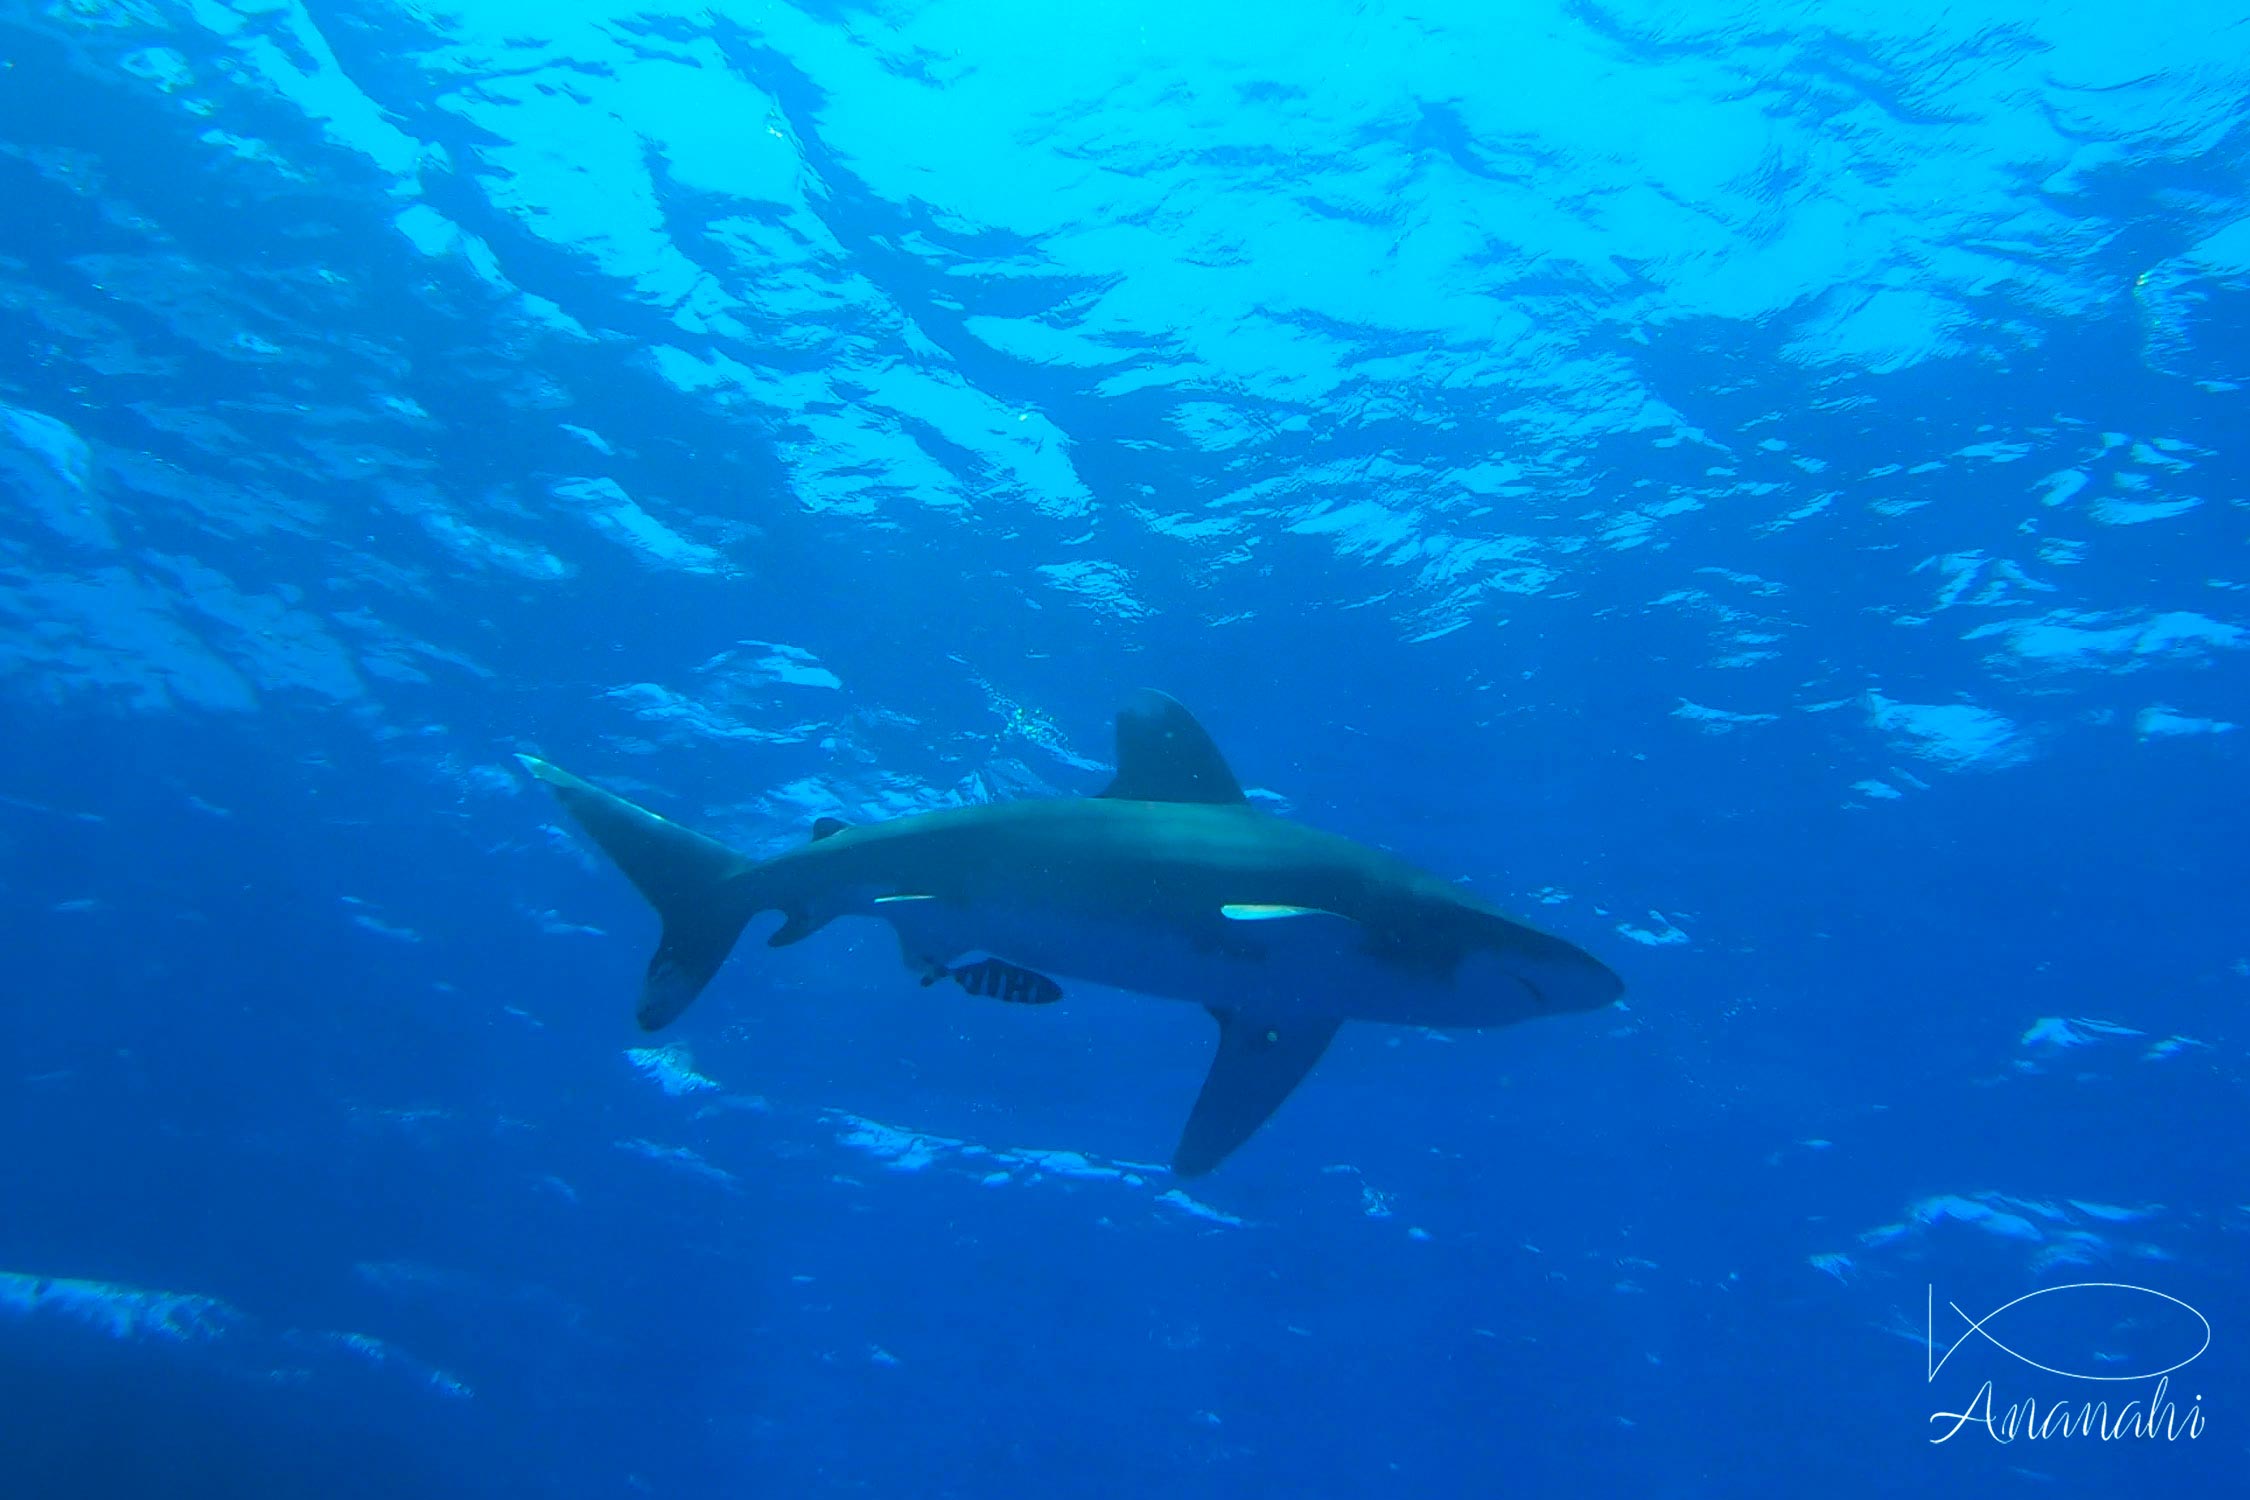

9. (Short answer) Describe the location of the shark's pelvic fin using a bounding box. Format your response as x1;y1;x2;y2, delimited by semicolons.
516;755;758;1031
1174;1008;1340;1176
1098;689;1247;805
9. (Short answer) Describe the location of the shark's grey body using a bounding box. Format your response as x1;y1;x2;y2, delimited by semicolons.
524;691;1622;1174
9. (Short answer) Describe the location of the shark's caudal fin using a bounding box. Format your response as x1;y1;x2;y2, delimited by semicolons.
1174;1010;1340;1176
518;755;762;1031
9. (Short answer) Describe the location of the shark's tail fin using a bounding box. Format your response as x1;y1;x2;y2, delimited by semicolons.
518;755;760;1031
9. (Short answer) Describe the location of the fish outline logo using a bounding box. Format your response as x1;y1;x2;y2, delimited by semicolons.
1927;1282;2211;1384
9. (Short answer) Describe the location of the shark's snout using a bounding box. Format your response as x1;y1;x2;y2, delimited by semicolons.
1529;948;1626;1014
1457;935;1624;1022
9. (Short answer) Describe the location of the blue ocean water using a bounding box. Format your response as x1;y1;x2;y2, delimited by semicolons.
3;0;2245;1494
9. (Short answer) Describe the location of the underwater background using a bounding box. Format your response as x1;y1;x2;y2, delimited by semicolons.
2;1;2244;1495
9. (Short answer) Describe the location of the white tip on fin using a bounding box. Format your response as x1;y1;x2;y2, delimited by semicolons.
875;893;939;904
1221;903;1335;922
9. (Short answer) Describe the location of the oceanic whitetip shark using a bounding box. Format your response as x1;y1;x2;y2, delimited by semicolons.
522;691;1623;1175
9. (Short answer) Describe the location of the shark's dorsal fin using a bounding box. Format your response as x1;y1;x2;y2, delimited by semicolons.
811;816;850;841
1098;690;1246;805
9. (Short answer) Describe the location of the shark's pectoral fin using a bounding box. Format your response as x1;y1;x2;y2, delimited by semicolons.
1174;1009;1340;1176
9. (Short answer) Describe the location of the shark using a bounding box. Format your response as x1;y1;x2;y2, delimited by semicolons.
521;690;1623;1175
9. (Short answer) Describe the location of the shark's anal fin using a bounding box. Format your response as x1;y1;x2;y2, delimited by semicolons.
1098;690;1247;804
767;910;829;948
945;957;1063;1006
1174;1009;1340;1176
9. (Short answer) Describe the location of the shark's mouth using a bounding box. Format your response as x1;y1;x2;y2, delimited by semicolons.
1454;946;1622;1022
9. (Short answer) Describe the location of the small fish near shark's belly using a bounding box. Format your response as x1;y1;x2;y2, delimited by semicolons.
864;898;1547;1030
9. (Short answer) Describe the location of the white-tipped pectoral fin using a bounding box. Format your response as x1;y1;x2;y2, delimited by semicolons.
1172;1009;1340;1176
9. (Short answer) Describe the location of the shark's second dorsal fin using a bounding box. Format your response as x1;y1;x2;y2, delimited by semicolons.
811;816;850;841
1097;690;1246;804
